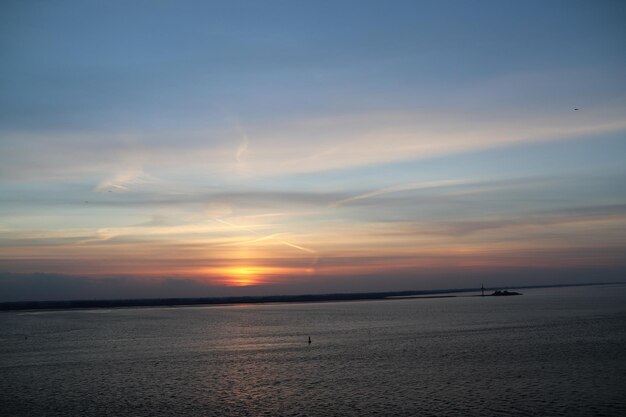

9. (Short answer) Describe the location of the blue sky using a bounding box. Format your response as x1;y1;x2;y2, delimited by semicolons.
1;0;625;301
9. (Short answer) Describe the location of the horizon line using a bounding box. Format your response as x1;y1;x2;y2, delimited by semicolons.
1;281;622;312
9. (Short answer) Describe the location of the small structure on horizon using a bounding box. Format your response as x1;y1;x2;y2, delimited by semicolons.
491;290;521;296
481;283;485;297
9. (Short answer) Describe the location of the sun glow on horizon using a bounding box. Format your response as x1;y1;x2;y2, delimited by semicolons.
224;266;262;286
208;265;299;286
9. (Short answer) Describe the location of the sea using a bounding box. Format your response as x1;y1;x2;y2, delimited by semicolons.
1;284;625;416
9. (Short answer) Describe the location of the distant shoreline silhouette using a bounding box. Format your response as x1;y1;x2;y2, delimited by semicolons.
0;282;617;312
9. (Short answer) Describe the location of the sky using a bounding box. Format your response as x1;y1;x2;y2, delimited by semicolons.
1;0;626;301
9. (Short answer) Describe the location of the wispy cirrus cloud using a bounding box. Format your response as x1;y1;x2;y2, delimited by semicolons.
213;217;316;255
2;97;625;183
95;169;156;192
330;179;471;207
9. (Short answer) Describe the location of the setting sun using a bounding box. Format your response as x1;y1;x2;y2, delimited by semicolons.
225;266;262;286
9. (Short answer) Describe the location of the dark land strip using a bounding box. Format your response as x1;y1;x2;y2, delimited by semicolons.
0;282;620;312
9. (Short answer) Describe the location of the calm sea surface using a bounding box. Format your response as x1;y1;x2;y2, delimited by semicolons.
1;284;625;416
